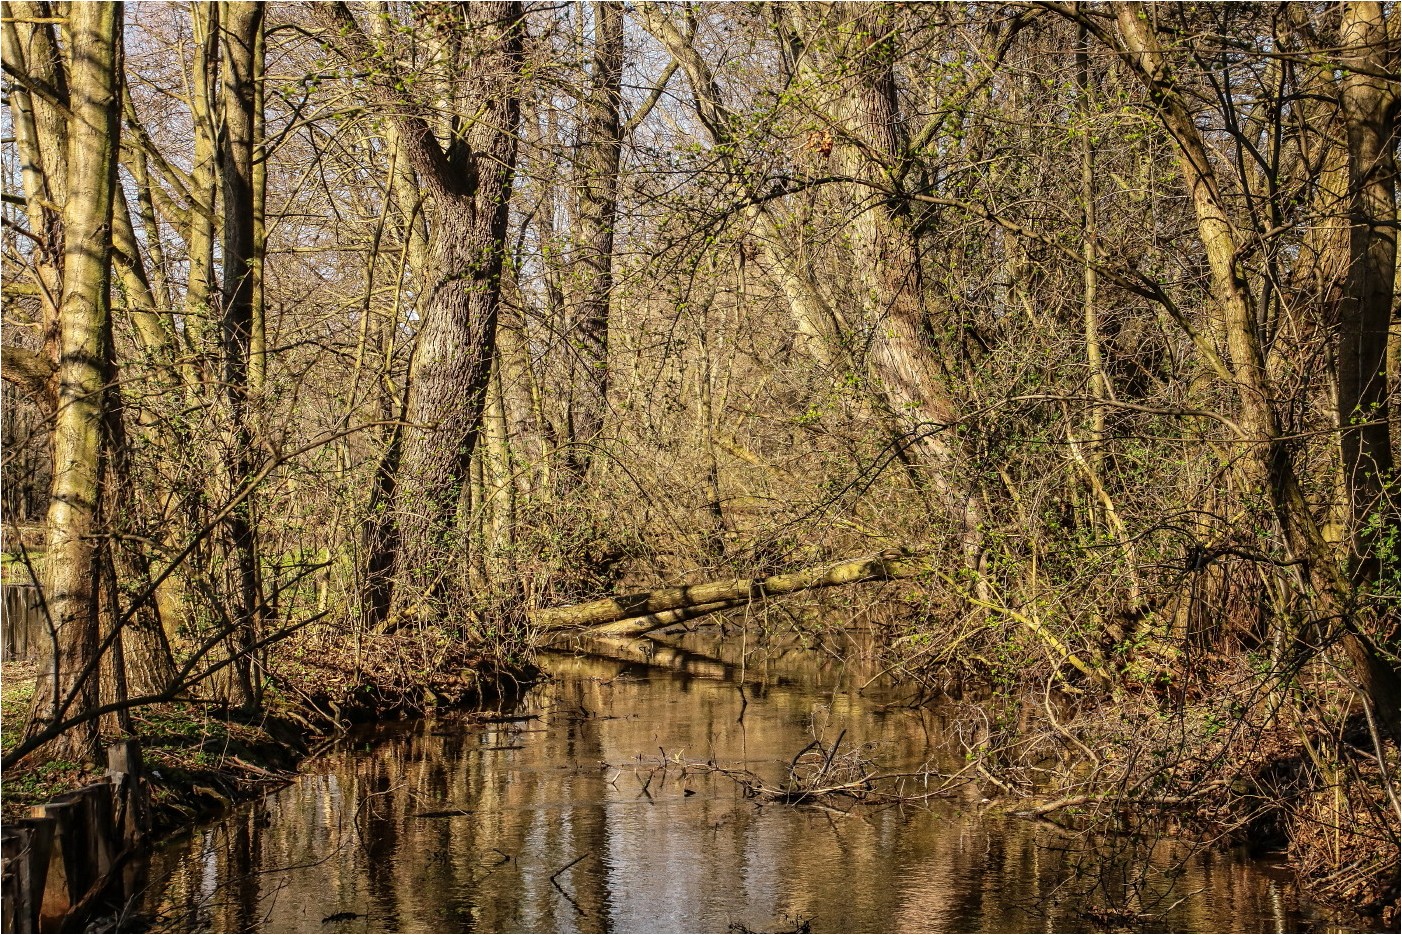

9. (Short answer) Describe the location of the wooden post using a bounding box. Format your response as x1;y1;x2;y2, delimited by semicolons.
2;819;53;933
28;800;84;931
107;738;149;846
30;784;122;931
73;783;116;880
2;849;17;933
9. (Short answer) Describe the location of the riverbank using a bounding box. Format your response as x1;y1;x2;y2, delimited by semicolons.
1;643;540;916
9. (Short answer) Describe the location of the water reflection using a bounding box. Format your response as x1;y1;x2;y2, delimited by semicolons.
138;632;1327;933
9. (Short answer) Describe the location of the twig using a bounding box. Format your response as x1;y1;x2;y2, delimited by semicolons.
549;852;592;916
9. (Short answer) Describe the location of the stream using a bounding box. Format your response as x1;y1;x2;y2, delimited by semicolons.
135;630;1332;933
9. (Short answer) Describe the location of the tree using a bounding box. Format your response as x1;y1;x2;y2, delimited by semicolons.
1336;0;1398;589
24;0;125;763
313;2;526;626
216;0;266;707
563;1;624;475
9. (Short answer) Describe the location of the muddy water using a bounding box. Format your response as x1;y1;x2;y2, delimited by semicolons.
137;632;1327;933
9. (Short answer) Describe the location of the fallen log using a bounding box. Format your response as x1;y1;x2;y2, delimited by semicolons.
585;599;749;639
531;550;1112;688
530;551;930;631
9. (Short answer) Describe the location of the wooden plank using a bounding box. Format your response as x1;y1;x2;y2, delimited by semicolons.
75;783;115;881
106;739;149;845
5;818;54;933
2;858;18;932
28;800;82;932
0;824;53;935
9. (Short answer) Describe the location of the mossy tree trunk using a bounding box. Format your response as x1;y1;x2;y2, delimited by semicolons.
27;1;124;764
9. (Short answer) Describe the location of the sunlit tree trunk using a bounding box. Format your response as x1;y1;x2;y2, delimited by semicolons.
1110;2;1399;732
1336;1;1398;589
217;0;265;707
314;2;524;626
564;1;624;474
827;5;986;567
27;1;124;763
0;0;68;415
184;2;220;369
634;3;849;369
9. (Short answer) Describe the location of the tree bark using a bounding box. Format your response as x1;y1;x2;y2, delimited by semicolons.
1336;1;1398;588
826;5;986;565
101;377;178;699
27;0;123;764
564;1;624;473
217;0;265;708
183;2;220;370
1;0;69;406
313;2;525;625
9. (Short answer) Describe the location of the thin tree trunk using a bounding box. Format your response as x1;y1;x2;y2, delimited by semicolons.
1073;21;1140;605
695;322;727;558
565;1;624;474
1078;22;1109;520
483;359;517;570
184;2;220;369
249;17;268;395
1;1;69;403
496;298;550;495
217;0;265;708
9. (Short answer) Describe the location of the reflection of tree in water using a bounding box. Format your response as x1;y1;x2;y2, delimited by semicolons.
138;639;1315;932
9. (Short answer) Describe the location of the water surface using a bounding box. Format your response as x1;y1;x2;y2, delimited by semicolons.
137;631;1329;933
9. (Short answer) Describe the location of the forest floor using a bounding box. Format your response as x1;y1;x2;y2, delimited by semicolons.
1;660;36;751
1;667;307;835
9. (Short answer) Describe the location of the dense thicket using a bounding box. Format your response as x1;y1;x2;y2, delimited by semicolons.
2;0;1397;919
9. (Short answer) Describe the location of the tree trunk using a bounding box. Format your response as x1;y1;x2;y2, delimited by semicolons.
313;2;525;625
1;0;69;410
184;2;220;368
565;1;624;474
531;552;930;630
217;0;265;708
828;5;985;565
1336;1;1398;588
101;378;178;698
1110;2;1399;733
634;3;849;368
27;0;123;765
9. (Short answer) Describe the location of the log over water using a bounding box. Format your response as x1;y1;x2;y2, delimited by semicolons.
530;551;930;633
